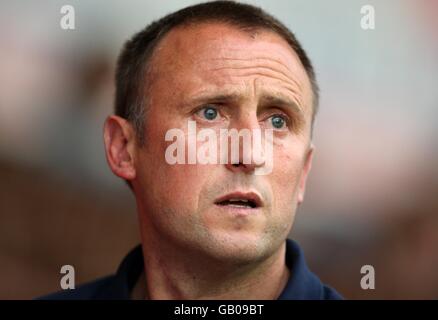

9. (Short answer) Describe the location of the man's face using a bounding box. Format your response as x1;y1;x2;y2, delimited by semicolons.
133;23;314;262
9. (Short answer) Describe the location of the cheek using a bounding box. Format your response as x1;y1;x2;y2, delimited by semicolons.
271;140;306;200
164;167;201;210
139;137;215;215
141;113;210;208
141;160;206;212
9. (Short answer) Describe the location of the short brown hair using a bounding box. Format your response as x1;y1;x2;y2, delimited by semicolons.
115;0;319;144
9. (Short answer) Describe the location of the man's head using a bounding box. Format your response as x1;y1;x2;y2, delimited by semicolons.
104;1;317;263
114;0;319;144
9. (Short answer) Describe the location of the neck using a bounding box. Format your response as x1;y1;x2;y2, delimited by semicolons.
135;229;290;300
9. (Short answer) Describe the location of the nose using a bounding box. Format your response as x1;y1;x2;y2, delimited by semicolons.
224;112;266;174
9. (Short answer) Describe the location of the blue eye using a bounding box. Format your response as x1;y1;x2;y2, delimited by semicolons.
270;115;286;129
201;106;218;120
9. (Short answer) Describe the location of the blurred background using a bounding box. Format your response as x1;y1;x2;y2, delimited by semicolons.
0;0;437;299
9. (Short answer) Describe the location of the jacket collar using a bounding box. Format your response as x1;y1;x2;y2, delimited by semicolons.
98;239;329;299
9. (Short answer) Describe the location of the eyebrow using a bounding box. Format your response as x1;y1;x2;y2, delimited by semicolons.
258;94;304;117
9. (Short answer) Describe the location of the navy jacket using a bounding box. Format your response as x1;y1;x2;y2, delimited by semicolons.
40;239;342;300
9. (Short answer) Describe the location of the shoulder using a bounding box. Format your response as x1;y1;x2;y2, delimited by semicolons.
322;284;343;300
37;245;144;300
279;239;344;300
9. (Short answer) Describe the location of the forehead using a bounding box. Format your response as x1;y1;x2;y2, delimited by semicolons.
148;22;313;110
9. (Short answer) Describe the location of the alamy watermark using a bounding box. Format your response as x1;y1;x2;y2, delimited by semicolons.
360;5;375;30
165;120;274;175
360;264;375;290
60;5;75;30
60;265;75;290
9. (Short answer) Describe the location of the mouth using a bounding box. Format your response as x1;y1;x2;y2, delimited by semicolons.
214;191;263;209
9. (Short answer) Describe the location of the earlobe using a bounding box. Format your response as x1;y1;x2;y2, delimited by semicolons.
103;115;137;181
297;144;315;205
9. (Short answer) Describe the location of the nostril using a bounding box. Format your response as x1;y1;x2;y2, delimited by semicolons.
232;161;245;167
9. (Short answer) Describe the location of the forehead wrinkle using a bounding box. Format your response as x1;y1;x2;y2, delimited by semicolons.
186;91;243;106
203;70;305;112
201;59;308;110
209;64;304;99
154;26;313;110
278;83;305;112
218;70;304;109
208;56;304;91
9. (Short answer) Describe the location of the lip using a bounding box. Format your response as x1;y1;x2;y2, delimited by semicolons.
214;191;264;209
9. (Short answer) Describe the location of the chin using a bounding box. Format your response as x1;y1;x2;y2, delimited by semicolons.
201;231;277;264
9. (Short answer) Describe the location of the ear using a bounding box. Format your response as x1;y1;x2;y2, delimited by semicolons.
103;115;137;181
297;143;315;205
